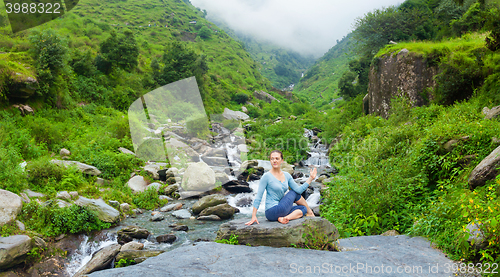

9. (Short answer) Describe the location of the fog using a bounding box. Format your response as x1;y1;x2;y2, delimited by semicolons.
190;0;403;58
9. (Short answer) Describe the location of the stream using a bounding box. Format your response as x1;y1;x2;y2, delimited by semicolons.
65;127;333;276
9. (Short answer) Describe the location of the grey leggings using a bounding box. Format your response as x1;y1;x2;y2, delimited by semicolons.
265;190;307;221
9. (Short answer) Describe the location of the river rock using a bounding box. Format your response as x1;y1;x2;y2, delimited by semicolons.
160;203;182;212
171;209;191;219
115;250;164;264
150;213;165;222
215;172;230;184
0;190;23;227
180;162;216;192
170;225;188;232
191;194;227;214
0;235;32;270
75;197;120;223
23;189;45;198
108;200;120;209
164;184;179;196
120;203;130;213
280;161;294;175
117;226;150;245
73;243;121;277
50;159;102;175
468;145;500;189
146;182;162;192
222;180;252;193
121;241;144;251
156;234;176;244
216;217;339;248
69;191;79;199
196;215;221;221
235;197;253;207
199;203;238;220
56;199;71;208
222;107;249;120
118;147;136;156
60;148;71;157
201;156;229;166
143;162;165;180
127;176;148;193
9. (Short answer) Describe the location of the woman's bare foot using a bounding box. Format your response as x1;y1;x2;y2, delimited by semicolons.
306;211;316;217
278;216;289;224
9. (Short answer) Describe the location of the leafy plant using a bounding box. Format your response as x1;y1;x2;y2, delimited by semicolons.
115;258;137;268
295;223;339;251
215;234;239;245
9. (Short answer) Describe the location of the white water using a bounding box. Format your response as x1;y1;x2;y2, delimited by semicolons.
65;233;118;277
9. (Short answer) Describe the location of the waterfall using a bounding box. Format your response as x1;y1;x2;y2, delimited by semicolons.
65;233;117;277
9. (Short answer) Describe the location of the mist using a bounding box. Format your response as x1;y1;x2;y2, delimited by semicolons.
190;0;403;58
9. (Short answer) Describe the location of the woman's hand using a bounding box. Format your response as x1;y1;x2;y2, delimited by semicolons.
309;166;317;180
245;216;259;225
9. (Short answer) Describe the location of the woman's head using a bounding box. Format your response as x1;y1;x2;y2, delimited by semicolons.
269;150;283;169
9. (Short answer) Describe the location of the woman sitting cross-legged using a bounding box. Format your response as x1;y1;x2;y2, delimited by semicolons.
245;149;317;225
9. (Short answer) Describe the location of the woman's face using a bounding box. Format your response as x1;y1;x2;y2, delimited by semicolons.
270;152;283;169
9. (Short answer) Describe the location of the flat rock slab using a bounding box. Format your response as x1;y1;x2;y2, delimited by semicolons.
216;217;338;248
88;236;455;277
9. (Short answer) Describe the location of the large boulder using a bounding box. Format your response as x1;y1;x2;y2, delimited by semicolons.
73;243;121;277
216;217;339;248
222;180;252;193
468;145;500;189
253;90;279;104
127;176;148;193
0;235;32;270
115;250;164;264
191;194;227;214
199;203;238;220
50;159;102;175
117;226;150;245
75;197;120;223
180;162;216;192
0;190;23;227
222;107;249;121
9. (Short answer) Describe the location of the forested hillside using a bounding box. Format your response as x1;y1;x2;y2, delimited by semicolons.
205;15;315;91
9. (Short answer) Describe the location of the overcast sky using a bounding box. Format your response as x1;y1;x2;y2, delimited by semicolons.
190;0;403;58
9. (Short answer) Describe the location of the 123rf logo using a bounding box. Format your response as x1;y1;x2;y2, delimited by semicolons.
2;0;79;33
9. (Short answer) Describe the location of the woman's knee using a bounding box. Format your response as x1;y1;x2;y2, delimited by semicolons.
298;206;307;216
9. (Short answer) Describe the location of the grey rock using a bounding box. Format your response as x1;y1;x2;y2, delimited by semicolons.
69;191;79;199
160;203;182;212
216;217;338;248
215;172;230;184
466;223;487;249
50;159;102;175
150;213;165;222
115;250;163;263
56;199;71;208
0;189;23;227
127;176;148;193
121;241;144;251
171;209;191;219
484;105;500;120
56;191;71;201
381;230;400;236
60;148;71;157
87;236;455;277
191;194;227;214
164;184;180;196
73;243;121;277
156;234;176;244
19;193;30;204
15;220;25;231
75;197;120;223
199;203;237;220
108;200;120;209
222;107;249;120
146;182;162;192
117;226;150;245
443;139;459;152
253;90;279;104
118;147;136;156
196;215;221;221
180;162;216;192
120;203;130;213
0;235;32;270
468;145;500;189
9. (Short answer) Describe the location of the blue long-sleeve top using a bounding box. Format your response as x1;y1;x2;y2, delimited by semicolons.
252;171;310;211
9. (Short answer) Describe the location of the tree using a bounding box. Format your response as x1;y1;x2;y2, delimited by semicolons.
96;30;139;74
338;71;358;100
198;26;212;40
29;29;69;85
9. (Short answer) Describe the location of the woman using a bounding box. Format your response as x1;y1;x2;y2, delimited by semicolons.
245;150;317;225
